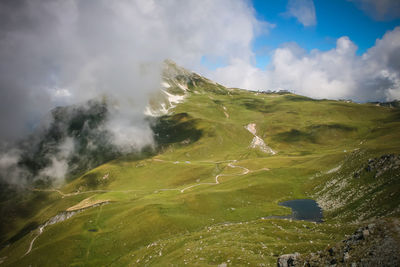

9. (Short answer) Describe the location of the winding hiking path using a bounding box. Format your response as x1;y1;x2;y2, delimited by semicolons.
31;188;144;198
26;159;269;256
24;226;45;256
32;159;269;196
179;162;249;192
148;159;269;192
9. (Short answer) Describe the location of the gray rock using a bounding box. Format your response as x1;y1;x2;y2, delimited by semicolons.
344;252;350;261
362;229;369;238
368;223;375;233
364;154;400;178
277;253;299;267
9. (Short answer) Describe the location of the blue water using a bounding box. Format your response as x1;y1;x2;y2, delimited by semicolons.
265;199;323;223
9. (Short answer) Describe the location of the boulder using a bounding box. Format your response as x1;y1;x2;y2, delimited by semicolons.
277;253;299;267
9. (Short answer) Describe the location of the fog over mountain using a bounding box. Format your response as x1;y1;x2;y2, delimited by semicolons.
0;0;399;186
0;0;263;184
0;0;261;143
1;0;399;144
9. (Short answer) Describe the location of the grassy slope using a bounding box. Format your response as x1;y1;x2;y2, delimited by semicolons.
1;83;400;266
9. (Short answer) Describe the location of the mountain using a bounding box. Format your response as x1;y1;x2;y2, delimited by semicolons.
0;61;399;266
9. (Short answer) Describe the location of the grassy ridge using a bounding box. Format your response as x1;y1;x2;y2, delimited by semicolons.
1;81;399;266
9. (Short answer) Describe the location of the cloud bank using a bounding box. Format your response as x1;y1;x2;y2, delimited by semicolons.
210;26;400;102
0;0;262;184
0;0;262;144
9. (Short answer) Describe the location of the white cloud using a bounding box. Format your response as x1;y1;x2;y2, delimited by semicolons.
0;0;265;185
39;137;75;185
210;27;400;102
284;0;317;27
349;0;400;21
0;149;29;186
0;0;263;144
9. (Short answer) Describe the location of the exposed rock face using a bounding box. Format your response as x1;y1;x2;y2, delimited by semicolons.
315;151;400;222
245;123;276;155
353;154;400;179
146;59;229;117
277;253;299;267
365;154;400;178
280;219;400;266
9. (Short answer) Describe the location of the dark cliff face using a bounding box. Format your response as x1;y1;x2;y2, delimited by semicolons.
1;60;208;186
5;99;119;184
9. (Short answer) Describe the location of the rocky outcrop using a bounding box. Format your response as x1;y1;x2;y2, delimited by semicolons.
354;154;400;179
279;219;400;266
365;154;400;178
277;253;300;267
315;151;400;222
245;123;276;155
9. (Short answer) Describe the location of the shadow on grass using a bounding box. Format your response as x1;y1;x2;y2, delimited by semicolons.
231;97;275;113
151;112;203;147
274;129;316;143
0;188;48;247
309;123;357;132
111;113;203;164
274;123;357;144
1;221;39;249
381;109;400;123
284;95;319;102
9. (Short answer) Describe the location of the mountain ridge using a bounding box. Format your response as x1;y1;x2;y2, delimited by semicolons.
0;61;399;266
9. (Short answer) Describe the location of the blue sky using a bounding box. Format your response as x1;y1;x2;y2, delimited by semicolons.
202;0;400;102
252;0;400;68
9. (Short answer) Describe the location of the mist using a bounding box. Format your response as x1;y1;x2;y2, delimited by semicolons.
0;0;261;185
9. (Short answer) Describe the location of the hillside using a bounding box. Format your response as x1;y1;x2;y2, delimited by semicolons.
0;61;399;266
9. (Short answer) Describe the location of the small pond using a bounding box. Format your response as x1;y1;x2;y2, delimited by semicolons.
265;199;323;223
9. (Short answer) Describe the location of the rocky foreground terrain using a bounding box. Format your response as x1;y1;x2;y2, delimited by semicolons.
278;218;400;266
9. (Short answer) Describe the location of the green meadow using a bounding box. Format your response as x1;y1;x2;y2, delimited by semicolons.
1;74;400;266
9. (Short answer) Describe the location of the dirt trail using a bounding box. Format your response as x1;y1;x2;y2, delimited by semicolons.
32;188;143;198
24;225;45;255
25;159;270;256
67;197;110;211
32;159;269;197
179;161;269;193
179;162;248;192
24;211;80;256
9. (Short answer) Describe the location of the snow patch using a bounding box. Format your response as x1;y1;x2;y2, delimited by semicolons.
144;89;186;117
163;89;185;104
245;123;276;155
177;82;188;91
161;82;171;88
245;123;257;135
144;104;168;117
